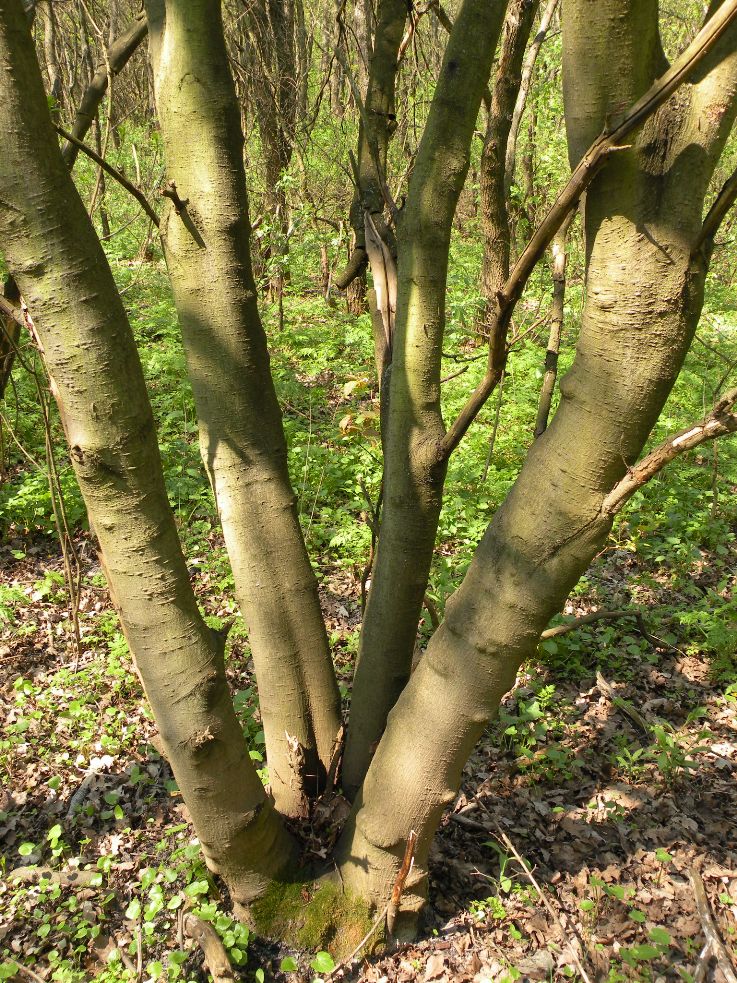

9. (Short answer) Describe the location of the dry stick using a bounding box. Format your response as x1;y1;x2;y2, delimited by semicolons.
541;608;655;643
387;829;418;935
602;387;737;515
694;163;737;254
183;914;237;983
490;824;594;983
55;125;159;227
439;0;737;462
689;867;737;983
595;670;651;737
16;966;46;983
326;830;418;979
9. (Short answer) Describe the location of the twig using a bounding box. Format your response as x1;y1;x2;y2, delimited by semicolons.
183;913;236;982
602;387;737;515
54;125;159;228
440;0;737;460
326;901;390;979
387;830;418;935
595;670;651;737
689;866;737;983
491;824;594;983
541;608;658;647
16;966;47;983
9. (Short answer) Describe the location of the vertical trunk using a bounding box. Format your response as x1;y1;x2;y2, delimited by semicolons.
342;0;510;796
337;0;737;926
534;212;572;436
0;0;295;904
479;0;540;329
38;0;61;108
334;0;406;298
145;0;341;818
505;0;559;193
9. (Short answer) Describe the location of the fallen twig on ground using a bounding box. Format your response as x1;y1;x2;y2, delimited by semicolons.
689;866;737;983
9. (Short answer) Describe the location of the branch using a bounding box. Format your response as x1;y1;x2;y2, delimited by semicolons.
439;0;737;461
183;914;236;983
694;164;737;254
601;387;737;515
689;867;737;983
62;11;148;167
55;125;160;227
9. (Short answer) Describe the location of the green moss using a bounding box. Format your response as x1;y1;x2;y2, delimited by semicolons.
250;877;378;959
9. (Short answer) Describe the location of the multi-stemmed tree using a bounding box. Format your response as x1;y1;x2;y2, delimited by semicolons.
2;0;737;944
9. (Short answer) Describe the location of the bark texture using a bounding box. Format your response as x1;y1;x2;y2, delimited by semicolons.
337;0;737;924
0;0;295;904
145;0;341;817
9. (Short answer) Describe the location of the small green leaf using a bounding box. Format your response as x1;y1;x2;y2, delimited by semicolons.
125;898;142;920
628;908;646;923
255;970;265;983
649;927;671;946
280;957;298;972
310;951;335;974
47;824;62;841
18;842;35;857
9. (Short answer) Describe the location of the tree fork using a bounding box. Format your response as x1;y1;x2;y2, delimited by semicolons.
337;0;737;924
342;0;510;797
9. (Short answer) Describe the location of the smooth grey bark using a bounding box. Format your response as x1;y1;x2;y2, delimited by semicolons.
337;0;737;926
145;0;341;818
0;0;295;905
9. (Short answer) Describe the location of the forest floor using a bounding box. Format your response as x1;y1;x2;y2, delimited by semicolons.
1;525;736;983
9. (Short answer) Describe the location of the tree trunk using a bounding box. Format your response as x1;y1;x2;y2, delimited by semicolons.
337;0;737;928
145;0;341;818
505;0;559;193
342;0;510;796
479;0;540;330
0;0;295;906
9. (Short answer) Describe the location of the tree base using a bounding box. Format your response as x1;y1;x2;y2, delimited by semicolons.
248;877;380;960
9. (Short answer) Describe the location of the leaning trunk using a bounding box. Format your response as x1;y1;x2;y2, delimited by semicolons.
145;0;341;818
337;0;737;929
0;0;295;905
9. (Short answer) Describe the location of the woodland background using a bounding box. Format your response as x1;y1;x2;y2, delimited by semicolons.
1;1;737;981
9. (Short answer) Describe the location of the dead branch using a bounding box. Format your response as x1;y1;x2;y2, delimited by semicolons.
595;671;651;737
602;387;737;515
55;125;159;227
183;913;237;983
689;866;737;983
387;829;418;935
440;0;737;460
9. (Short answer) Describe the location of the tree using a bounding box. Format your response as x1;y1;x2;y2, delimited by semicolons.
2;0;737;947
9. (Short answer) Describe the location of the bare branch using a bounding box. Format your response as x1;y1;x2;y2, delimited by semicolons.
55;125;160;227
439;0;737;461
602;387;737;515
